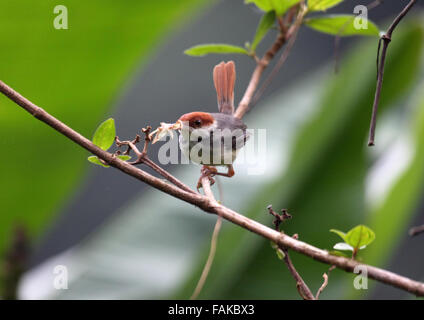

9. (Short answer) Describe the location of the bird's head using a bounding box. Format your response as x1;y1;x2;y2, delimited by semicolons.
178;112;215;131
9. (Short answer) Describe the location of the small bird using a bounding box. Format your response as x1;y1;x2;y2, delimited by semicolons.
177;61;249;189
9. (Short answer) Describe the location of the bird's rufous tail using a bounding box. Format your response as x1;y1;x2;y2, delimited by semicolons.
213;61;236;115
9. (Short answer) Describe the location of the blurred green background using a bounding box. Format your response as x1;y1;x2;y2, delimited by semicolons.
0;0;423;300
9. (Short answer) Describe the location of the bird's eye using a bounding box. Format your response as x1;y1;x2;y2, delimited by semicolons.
194;119;202;126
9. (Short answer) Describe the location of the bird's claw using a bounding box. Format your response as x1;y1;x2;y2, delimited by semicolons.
197;166;217;191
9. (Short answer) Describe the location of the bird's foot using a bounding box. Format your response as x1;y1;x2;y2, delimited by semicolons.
197;166;217;191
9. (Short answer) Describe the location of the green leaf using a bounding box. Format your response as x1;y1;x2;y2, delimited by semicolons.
184;44;249;57
118;155;131;161
88;156;109;168
251;11;276;52
276;248;285;260
272;0;302;16
245;0;273;12
88;154;131;168
330;229;347;242
305;15;380;36
246;0;301;16
329;250;350;257
271;241;285;259
92;118;116;151
345;225;375;249
308;0;344;11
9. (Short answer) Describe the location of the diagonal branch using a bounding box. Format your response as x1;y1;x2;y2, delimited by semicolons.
409;224;424;237
368;0;417;146
234;3;306;119
268;205;314;300
2;78;424;297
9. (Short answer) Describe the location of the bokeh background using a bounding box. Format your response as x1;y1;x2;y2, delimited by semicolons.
1;0;424;299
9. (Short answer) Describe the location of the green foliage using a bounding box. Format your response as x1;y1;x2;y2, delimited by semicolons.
330;225;376;252
346;225;375;249
88;118;134;167
92;118;116;151
184;44;249;57
308;0;344;11
245;0;301;16
251;11;276;52
189;1;379;59
0;0;209;271
305;15;380;36
88;155;131;168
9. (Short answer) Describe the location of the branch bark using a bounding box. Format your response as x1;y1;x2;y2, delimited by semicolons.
409;224;424;237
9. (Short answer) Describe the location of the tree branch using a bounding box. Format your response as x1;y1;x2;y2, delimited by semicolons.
251;5;306;107
115;131;195;194
190;176;223;300
267;205;314;300
233;3;306;119
368;0;417;146
2;76;424;297
409;224;424;237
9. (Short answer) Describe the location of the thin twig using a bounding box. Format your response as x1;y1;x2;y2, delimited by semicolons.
233;3;306;119
409;224;424;237
115;130;195;194
368;0;417;146
315;273;329;300
2;74;424;296
190;176;223;299
282;247;315;300
251;5;306;107
267;205;314;300
315;265;335;299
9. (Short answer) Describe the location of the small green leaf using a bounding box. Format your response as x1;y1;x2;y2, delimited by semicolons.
92;118;116;151
305;15;380;37
88;156;109;168
308;0;344;11
246;0;301;16
118;155;131;161
333;242;354;251
273;0;301;16
330;229;347;242
251;11;276;52
245;0;273;12
329;250;350;257
276;248;285;260
88;155;131;168
345;225;376;249
184;44;249;57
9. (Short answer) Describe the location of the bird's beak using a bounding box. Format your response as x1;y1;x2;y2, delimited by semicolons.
150;120;182;144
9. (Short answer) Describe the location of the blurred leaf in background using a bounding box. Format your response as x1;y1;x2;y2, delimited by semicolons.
0;0;209;295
